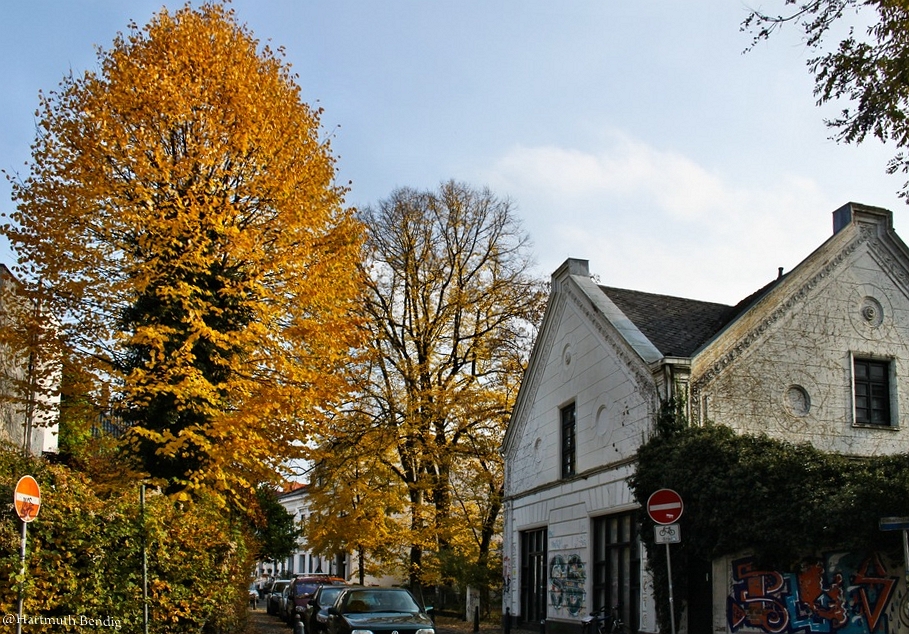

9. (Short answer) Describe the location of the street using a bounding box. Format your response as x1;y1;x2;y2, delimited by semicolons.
244;609;501;634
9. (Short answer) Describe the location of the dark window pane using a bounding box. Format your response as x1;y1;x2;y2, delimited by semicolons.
592;512;639;632
854;358;891;425
520;528;547;624
561;403;576;478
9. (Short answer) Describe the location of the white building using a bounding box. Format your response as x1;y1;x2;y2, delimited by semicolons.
0;264;59;455
268;483;351;579
266;482;405;588
502;203;909;634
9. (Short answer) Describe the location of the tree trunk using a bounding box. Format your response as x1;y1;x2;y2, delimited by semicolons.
358;545;366;586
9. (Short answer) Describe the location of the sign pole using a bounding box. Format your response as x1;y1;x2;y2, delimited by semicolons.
16;519;26;634
665;542;676;634
13;475;41;634
648;490;684;634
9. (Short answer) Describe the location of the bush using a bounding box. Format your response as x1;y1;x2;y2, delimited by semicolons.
629;422;909;633
0;446;255;633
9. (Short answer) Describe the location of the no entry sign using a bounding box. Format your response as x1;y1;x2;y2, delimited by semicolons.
647;488;683;525
14;475;41;522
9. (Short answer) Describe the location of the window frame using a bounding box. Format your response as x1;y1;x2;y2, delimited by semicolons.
560;402;576;478
519;527;548;625
591;511;640;632
852;355;896;428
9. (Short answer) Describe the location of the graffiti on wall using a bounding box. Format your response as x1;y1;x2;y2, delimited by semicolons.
727;553;898;634
550;554;586;616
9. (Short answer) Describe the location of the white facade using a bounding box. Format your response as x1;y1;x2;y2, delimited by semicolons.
267;485;351;580
502;259;666;634
269;484;398;586
691;205;909;455
0;264;59;455
502;203;909;634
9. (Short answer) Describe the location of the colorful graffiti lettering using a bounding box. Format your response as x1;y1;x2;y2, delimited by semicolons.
727;553;897;634
550;554;586;616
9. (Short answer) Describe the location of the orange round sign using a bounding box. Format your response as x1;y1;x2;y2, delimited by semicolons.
14;475;40;522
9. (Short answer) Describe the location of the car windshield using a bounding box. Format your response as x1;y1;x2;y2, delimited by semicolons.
318;587;344;605
344;590;420;613
295;582;319;595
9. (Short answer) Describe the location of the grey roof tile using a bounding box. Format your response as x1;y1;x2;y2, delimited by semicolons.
599;277;783;357
598;287;729;357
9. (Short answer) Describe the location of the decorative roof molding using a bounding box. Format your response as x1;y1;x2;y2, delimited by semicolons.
564;280;659;408
865;229;909;296
690;228;869;423
504;273;663;457
502;296;565;457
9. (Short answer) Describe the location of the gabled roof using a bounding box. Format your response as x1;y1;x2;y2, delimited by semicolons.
600;276;784;358
600;287;734;357
278;481;307;498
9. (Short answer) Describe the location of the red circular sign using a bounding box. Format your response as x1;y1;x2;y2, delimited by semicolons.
647;488;683;525
14;475;41;522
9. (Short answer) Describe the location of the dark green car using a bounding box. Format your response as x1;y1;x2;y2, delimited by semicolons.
326;587;434;634
303;585;349;634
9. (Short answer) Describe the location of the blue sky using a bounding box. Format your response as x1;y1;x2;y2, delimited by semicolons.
1;2;902;303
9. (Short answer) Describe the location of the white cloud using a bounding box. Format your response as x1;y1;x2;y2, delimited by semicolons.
481;131;839;304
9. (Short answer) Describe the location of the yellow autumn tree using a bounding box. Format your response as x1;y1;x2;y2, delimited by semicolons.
311;181;545;594
305;411;408;584
3;3;363;505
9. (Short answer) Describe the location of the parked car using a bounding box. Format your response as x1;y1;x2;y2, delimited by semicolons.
267;579;292;616
303;585;350;634
326;587;435;634
280;583;296;623
284;575;346;625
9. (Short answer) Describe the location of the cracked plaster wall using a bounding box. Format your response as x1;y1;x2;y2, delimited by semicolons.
693;239;909;456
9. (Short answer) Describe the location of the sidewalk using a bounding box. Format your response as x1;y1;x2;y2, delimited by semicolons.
433;615;502;634
244;608;293;634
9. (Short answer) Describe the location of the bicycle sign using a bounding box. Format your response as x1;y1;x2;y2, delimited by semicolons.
648;489;683;634
655;523;681;544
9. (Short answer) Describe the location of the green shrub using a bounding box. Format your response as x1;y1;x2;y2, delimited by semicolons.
629;422;909;633
0;446;255;633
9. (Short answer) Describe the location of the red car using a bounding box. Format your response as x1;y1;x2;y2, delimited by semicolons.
284;575;346;625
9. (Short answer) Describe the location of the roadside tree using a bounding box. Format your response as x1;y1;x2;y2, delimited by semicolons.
305;413;407;585
3;3;363;504
309;181;544;592
253;484;303;566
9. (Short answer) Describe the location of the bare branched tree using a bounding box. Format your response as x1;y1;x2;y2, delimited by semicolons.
308;181;545;592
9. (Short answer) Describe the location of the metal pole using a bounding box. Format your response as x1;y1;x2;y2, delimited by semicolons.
665;542;676;634
142;484;149;634
16;519;26;634
903;529;909;584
